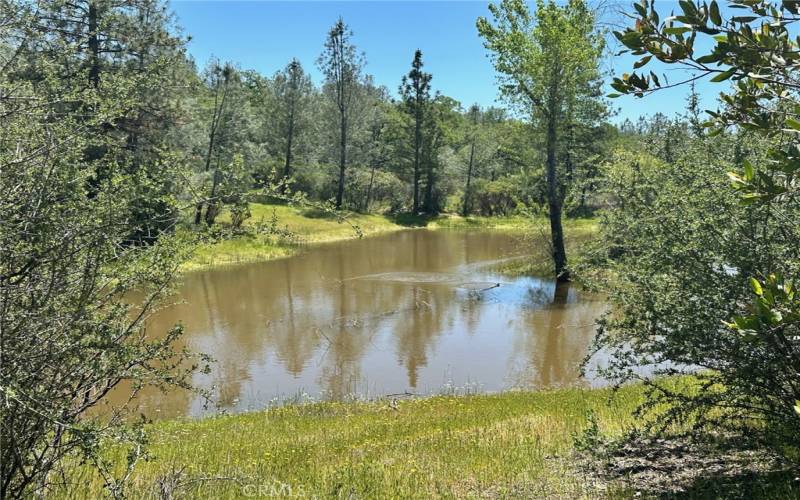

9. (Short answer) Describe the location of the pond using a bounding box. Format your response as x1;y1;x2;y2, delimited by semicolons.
119;229;606;419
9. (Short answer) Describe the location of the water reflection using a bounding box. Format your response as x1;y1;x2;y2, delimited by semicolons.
114;230;605;418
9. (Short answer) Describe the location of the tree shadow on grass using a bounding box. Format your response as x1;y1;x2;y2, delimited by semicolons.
580;433;799;499
387;212;437;227
669;469;798;499
299;208;340;219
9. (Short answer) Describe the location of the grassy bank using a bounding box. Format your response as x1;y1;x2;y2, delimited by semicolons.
183;203;404;271
65;385;643;499
63;382;799;498
183;202;598;272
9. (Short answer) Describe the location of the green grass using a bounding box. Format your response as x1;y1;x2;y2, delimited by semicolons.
182;202;599;273
182;203;404;271
59;380;797;498
63;385;645;499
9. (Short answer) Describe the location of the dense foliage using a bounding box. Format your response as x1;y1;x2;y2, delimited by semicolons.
0;1;202;496
593;0;800;456
0;1;615;495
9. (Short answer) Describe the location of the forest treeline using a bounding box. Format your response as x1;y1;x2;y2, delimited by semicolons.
3;0;800;496
2;0;622;241
181;23;615;224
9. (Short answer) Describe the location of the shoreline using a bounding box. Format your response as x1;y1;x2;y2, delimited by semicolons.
179;202;598;273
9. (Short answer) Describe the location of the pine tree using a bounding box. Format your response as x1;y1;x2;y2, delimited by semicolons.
400;50;432;214
318;18;365;209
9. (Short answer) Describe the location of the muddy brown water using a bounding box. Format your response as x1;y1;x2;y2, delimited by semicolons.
113;229;607;419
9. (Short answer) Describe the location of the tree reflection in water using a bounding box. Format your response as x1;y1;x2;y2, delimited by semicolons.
107;230;605;418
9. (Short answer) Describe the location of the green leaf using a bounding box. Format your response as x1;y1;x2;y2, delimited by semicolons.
785;118;800;131
696;53;719;64
710;68;736;82
794;401;800;416
634;56;652;69
727;171;744;184
743;160;755;181
750;277;763;296
710;1;722;25
650;72;661;86
665;26;693;35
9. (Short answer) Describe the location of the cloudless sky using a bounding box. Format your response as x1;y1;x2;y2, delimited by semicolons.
170;1;721;123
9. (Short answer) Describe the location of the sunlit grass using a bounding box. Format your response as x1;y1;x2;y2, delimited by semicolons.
181;203;404;271
61;385;644;499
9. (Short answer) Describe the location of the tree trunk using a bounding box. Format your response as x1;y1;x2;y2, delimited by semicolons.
546;113;569;282
335;112;346;209
365;163;376;212
196;76;226;224
205;159;221;226
281;102;295;194
552;281;570;305
578;183;587;213
462;141;475;217
412;111;421;214
195;134;216;224
424;155;434;213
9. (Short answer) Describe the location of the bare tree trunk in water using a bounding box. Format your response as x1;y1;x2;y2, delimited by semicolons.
552;281;569;305
546;111;569;282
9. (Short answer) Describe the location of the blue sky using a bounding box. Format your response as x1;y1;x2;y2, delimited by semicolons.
170;1;721;123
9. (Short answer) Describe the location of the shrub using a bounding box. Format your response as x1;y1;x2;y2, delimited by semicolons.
589;139;800;451
601;0;800;457
471;176;524;216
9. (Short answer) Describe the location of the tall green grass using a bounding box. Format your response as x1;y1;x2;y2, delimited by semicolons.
61;386;643;499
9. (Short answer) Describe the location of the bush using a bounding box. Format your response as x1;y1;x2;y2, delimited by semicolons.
589;140;800;451
344;168;409;213
601;0;800;458
470;175;524;216
290;162;336;201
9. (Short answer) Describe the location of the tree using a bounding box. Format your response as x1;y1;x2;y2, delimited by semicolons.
194;60;233;225
602;0;800;454
478;0;605;282
355;84;392;212
0;2;199;496
193;60;251;226
18;0;191;244
318;18;365;209
400;49;432;214
462;105;482;216
272;59;313;192
421;94;458;214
